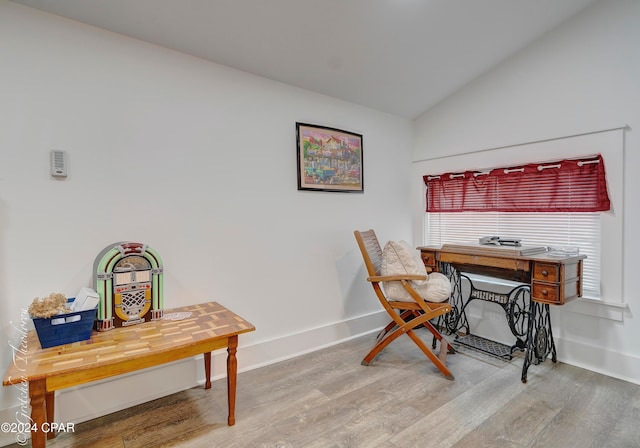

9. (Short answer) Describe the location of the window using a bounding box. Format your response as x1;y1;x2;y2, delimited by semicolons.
425;211;601;298
412;128;624;305
423;154;609;299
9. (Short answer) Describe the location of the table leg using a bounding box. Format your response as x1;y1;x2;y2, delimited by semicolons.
521;303;536;383
204;352;212;389
46;391;55;439
548;304;558;363
521;302;556;383
227;335;238;426
444;266;470;335
28;379;47;448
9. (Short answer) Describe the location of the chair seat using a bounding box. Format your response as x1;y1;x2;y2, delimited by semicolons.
388;301;451;312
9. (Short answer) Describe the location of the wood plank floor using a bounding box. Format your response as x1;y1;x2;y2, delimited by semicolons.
7;330;640;448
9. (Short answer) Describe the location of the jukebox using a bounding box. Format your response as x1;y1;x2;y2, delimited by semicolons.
93;242;164;331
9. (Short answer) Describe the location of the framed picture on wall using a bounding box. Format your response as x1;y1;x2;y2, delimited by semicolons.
296;122;364;193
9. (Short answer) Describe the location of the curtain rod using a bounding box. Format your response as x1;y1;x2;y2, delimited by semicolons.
412;125;629;164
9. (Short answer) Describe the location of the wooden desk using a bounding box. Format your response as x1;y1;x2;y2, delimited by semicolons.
3;302;255;448
418;245;585;382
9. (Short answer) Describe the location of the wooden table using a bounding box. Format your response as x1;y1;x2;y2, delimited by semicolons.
419;244;585;382
420;244;585;306
3;302;255;448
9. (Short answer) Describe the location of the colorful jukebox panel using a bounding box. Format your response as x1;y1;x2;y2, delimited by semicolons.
94;242;164;331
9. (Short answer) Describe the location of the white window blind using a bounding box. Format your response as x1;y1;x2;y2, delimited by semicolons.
424;211;601;298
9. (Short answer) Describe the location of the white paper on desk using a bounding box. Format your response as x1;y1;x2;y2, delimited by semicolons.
72;287;99;311
80;296;99;311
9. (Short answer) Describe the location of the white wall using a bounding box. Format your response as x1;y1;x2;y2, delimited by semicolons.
0;2;413;440
2;0;639;443
413;0;640;383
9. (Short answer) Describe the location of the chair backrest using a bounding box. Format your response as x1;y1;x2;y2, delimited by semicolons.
355;229;430;307
354;229;383;277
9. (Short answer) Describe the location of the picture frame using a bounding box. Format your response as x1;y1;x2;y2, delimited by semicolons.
296;122;364;193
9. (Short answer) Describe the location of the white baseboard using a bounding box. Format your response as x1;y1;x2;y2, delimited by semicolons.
2;308;638;447
0;310;388;447
466;309;640;386
555;337;640;386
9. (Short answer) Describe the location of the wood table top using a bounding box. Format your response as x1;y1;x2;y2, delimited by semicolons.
3;301;255;386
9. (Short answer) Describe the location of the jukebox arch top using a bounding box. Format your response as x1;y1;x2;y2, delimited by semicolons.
94;242;164;331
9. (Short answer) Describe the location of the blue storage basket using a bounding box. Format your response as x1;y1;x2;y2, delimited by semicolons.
32;299;97;349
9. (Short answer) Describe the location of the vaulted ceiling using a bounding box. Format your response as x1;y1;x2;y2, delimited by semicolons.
11;0;597;118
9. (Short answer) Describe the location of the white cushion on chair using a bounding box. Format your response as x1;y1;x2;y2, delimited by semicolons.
381;240;451;303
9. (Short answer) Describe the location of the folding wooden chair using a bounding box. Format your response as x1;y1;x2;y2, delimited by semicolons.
354;229;455;380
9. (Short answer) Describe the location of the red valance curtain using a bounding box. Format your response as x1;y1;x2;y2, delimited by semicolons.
424;154;611;213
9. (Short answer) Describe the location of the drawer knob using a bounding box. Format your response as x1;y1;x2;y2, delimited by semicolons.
541;289;548;296
541;270;548;276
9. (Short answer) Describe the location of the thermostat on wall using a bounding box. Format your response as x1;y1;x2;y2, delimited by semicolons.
50;150;67;178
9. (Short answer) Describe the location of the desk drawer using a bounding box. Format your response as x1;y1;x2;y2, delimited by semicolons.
532;283;560;304
420;250;438;272
533;262;560;282
532;280;578;305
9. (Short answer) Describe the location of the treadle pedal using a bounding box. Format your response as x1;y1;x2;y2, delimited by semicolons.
455;334;513;360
